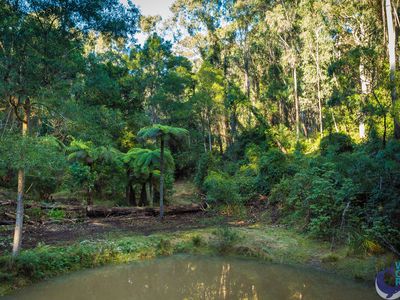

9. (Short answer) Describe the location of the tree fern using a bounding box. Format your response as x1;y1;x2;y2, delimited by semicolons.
137;124;188;218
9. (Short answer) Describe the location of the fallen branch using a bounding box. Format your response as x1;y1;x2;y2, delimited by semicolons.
0;220;14;225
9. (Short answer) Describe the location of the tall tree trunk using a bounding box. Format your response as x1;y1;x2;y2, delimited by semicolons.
244;52;252;126
315;33;323;137
12;98;30;257
159;136;165;219
201;118;207;153
331;110;339;133
229;104;237;144
207;116;212;152
216;121;223;155
386;0;400;138
293;66;300;141
359;62;368;138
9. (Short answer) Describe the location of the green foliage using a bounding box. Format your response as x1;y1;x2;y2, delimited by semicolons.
157;239;173;256
269;162;354;238
0;134;67;198
265;140;400;249
234;170;258;203
203;171;242;206
256;149;294;195
213;227;242;254
125;148;174;177
194;152;218;189
65;162;96;193
47;209;66;221
0;0;399;260
320;133;354;156
191;235;205;247
137;125;189;142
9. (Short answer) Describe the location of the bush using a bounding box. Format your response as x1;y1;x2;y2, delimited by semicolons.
194;152;218;189
270;162;358;239
319;133;353;156
256;149;293;195
191;235;205;247
157;239;173;256
47;209;66;220
203;171;241;205
213;227;242;254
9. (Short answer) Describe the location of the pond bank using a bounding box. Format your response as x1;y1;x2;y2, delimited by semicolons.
0;224;394;296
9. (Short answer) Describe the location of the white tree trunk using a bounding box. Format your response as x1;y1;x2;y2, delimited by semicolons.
315;34;323;137
12;98;30;257
359;62;368;139
293;66;300;140
385;0;400;138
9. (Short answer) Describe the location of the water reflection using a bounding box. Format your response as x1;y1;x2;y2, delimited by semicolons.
3;256;379;300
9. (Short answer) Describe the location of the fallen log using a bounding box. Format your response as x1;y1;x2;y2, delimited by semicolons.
0;220;14;225
86;204;203;218
0;200;13;206
0;201;85;212
2;201;204;219
3;212;36;225
161;204;204;216
86;206;155;218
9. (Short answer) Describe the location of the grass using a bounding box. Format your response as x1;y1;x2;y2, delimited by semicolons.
0;223;395;296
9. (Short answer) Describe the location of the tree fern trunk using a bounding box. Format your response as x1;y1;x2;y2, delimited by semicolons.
148;174;153;208
159;136;165;219
129;185;136;206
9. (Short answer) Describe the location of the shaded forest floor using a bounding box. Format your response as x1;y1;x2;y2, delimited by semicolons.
0;181;254;252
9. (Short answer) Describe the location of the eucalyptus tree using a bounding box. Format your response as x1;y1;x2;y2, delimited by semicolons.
265;0;302;140
192;62;225;152
137;125;188;218
384;0;400;139
330;0;383;138
299;0;334;136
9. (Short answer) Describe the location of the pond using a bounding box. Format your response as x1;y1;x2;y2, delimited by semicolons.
3;255;379;300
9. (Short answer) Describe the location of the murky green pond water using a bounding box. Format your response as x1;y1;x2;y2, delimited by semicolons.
4;255;379;300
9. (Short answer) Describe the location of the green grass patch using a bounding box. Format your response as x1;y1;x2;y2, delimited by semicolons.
0;225;393;296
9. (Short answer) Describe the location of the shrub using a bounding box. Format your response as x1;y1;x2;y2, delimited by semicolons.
47;209;66;220
157;239;173;256
256;149;292;195
213;227;242;254
191;235;205;247
203;171;241;205
270;162;358;239
319;133;353;156
234;172;257;203
194;152;218;189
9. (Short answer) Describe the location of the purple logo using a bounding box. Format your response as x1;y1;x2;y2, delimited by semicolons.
375;262;400;299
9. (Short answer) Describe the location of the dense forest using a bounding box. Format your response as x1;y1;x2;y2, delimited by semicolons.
0;0;399;275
